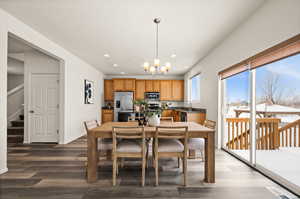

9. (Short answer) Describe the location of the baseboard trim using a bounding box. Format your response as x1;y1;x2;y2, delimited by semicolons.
0;167;8;175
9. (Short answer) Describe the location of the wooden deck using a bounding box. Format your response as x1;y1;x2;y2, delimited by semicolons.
0;136;296;199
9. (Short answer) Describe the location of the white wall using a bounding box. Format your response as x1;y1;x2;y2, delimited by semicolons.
0;8;103;174
185;0;300;146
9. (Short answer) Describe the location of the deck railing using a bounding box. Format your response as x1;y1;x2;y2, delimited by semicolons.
279;119;300;147
226;118;281;150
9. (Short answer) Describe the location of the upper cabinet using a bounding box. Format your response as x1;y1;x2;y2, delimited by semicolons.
104;79;114;101
113;79;135;91
104;79;184;101
145;80;160;92
160;80;184;101
172;80;184;101
160;80;173;101
135;80;145;100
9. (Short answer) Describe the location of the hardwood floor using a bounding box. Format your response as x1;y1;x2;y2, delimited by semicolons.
0;136;297;199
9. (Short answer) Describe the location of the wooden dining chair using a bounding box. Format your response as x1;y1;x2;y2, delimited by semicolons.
160;117;174;122
112;126;147;186
154;126;189;186
84;120;112;160
188;119;216;160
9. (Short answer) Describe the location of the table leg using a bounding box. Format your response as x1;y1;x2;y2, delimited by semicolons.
204;133;215;183
87;135;98;183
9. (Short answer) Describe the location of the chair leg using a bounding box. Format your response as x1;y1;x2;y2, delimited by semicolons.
183;156;187;187
155;156;159;186
113;156;117;186
142;156;146;187
200;150;205;162
177;157;180;168
146;146;149;169
121;158;125;168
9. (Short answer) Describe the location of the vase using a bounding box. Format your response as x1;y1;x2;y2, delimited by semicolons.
148;114;160;127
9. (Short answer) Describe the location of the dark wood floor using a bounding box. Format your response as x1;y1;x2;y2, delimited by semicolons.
0;136;297;199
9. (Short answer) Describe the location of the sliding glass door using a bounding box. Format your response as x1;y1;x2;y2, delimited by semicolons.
222;71;251;161
255;53;300;188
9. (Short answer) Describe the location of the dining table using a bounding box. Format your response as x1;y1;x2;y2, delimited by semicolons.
87;121;215;183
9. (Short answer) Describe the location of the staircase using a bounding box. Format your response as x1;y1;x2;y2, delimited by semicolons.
7;114;24;143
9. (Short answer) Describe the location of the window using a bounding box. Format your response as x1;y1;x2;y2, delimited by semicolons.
190;73;200;102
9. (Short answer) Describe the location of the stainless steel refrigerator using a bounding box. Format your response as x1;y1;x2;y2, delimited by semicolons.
114;92;134;121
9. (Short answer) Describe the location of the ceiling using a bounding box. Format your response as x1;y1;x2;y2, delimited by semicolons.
0;0;265;75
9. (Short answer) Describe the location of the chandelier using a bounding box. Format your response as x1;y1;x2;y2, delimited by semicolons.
143;18;171;74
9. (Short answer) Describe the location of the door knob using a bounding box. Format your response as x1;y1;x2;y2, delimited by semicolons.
29;110;34;113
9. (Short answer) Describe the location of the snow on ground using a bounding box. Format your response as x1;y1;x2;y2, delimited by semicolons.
233;148;300;188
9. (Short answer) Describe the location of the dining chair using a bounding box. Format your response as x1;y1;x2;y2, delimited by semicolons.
112;126;147;186
154;126;189;186
84;120;112;160
160;117;174;122
188;120;216;160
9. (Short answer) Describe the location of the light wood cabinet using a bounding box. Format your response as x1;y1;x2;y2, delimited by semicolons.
113;79;124;91
162;109;173;117
113;79;135;91
135;80;145;100
145;80;153;92
145;80;160;92
104;80;114;101
160;80;172;101
153;80;160;92
124;79;135;91
187;112;206;125
172;80;184;101
102;109;114;123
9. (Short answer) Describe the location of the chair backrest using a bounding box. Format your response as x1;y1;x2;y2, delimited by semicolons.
203;120;216;130
84;120;99;132
155;126;189;153
112;126;145;140
112;126;145;153
155;126;188;139
160;117;174;122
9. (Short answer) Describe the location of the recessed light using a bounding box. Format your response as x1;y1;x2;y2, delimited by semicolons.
171;54;176;58
104;53;110;58
113;64;118;67
120;72;125;75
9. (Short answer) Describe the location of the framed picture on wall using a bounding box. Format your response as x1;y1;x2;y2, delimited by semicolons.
84;79;94;104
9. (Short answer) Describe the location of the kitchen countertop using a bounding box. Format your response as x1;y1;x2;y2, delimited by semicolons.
166;107;206;113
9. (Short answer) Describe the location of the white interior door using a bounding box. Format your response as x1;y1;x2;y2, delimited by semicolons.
29;74;59;143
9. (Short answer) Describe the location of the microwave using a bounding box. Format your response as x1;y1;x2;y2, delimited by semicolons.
145;92;160;101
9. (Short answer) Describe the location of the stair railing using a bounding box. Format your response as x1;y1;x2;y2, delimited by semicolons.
279;119;300;147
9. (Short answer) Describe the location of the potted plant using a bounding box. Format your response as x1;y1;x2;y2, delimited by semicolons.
133;100;168;126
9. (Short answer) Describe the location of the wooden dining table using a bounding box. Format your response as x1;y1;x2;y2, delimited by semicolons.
87;121;215;183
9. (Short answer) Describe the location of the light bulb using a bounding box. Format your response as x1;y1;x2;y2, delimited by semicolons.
160;66;167;73
165;62;171;71
149;66;156;74
154;58;160;67
143;62;150;72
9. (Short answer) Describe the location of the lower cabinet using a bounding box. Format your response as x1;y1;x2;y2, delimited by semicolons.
186;112;206;125
102;109;114;123
161;110;173;117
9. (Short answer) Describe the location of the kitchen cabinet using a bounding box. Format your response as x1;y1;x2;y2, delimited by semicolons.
102;109;114;123
172;80;184;101
145;80;160;92
162;109;173;117
113;79;124;91
113;79;135;91
186;112;206;125
104;80;114;101
172;110;180;122
160;80;172;101
135;80;145;100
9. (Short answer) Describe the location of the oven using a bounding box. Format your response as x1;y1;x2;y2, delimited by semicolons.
145;92;160;101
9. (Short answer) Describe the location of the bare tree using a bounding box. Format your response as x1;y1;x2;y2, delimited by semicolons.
261;73;284;104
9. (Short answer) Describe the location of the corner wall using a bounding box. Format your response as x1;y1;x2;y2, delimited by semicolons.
185;0;300;124
0;8;103;174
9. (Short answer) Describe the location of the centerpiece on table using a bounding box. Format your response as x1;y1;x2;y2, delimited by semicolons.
133;100;168;126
